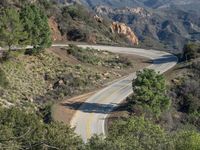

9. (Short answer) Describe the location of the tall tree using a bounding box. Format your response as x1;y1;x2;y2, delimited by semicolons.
20;4;52;54
0;8;27;53
131;69;171;117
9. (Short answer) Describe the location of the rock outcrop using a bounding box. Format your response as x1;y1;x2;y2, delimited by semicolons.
110;22;139;45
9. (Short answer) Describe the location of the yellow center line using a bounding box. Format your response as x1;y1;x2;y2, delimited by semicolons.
86;113;94;139
85;84;131;139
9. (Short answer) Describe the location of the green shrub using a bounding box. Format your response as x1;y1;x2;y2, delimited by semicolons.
62;4;88;20
183;43;200;60
0;68;8;88
173;130;200;150
67;45;101;65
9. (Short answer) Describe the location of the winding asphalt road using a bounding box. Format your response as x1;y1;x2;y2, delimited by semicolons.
65;45;178;142
1;44;177;142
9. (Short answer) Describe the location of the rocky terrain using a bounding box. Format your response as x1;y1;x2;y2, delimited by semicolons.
78;0;200;51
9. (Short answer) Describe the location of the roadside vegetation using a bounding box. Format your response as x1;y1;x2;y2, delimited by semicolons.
0;0;200;149
1;106;199;150
67;44;132;68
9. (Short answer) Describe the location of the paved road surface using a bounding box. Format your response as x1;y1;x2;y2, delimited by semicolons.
68;45;178;142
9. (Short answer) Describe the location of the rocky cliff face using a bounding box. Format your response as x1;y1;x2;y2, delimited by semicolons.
110;22;139;46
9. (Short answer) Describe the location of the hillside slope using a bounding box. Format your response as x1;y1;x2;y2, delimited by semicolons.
78;0;200;51
0;0;139;46
95;6;200;51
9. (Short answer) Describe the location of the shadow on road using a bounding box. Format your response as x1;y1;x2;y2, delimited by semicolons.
143;54;177;65
61;102;118;114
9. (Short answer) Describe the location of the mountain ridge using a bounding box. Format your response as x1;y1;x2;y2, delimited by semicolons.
78;0;200;51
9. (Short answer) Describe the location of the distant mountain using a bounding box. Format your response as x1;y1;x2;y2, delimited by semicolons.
80;0;200;10
79;0;200;51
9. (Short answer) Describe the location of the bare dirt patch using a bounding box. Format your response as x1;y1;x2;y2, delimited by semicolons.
52;91;97;124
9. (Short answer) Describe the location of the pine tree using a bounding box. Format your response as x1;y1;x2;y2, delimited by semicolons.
0;8;27;52
20;4;52;54
131;69;171;117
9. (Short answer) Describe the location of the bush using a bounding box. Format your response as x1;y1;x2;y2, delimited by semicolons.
106;56;132;68
173;78;200;113
63;4;88;20
173;130;200;150
0;51;10;62
183;43;200;60
171;77;200;128
67;29;86;41
67;45;101;65
0;68;8;88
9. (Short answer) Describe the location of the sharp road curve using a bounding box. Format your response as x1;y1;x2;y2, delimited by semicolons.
1;44;178;142
66;45;178;142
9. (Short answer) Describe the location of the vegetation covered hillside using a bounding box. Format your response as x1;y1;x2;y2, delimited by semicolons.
0;0;200;149
0;0;132;46
94;5;200;51
80;0;200;51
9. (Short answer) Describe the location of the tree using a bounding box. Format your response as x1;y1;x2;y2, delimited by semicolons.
20;4;52;54
0;8;27;54
131;69;171;117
